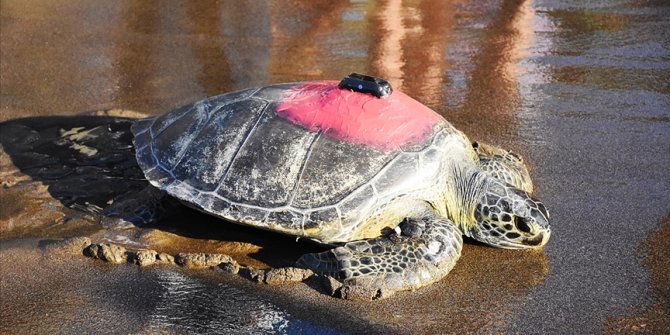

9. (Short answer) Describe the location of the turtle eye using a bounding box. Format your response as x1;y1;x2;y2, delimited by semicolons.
514;216;531;233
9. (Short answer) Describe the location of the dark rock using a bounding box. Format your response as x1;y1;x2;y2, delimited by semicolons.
156;252;175;264
239;267;266;283
134;249;158;267
85;243;127;264
175;252;234;268
264;267;314;285
218;261;240;274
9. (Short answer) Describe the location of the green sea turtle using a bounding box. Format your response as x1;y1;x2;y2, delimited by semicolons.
128;73;550;298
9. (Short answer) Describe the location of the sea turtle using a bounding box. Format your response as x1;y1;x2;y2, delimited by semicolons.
128;73;550;298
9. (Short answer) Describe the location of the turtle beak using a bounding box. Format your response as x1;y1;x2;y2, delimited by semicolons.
523;230;550;248
523;199;550;248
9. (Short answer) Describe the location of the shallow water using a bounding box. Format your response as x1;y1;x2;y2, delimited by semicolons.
0;239;366;334
1;0;669;334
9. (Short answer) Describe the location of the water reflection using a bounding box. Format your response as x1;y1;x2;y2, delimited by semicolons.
267;1;350;81
1;0;536;125
370;0;452;106
0;1;122;119
143;269;351;334
446;0;536;145
147;270;290;334
507;1;670;333
219;1;272;87
372;0;406;89
116;2;161;108
185;1;232;96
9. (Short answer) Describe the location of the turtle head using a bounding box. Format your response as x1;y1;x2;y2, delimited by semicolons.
469;181;550;249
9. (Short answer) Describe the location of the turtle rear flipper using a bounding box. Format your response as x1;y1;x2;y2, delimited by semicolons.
297;214;462;300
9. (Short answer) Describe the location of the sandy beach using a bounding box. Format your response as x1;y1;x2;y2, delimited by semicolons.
2;0;669;334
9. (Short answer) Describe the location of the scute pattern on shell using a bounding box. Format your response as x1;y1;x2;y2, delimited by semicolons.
133;84;461;243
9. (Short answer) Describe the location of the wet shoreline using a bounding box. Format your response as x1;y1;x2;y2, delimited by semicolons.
2;0;670;334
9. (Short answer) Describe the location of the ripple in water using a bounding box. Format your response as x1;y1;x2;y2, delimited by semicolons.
146;270;287;334
146;270;342;335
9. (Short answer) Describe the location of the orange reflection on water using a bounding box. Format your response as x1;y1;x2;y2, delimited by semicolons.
502;0;534;85
266;1;349;81
1;0;530;125
448;0;536;147
373;0;407;90
369;0;453;106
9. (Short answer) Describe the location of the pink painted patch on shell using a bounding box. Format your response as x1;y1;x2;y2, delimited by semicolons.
275;81;443;151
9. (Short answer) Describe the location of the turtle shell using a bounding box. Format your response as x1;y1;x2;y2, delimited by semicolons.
132;81;461;243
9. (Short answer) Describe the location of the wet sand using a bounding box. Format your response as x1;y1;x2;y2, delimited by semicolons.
606;216;670;333
2;0;670;334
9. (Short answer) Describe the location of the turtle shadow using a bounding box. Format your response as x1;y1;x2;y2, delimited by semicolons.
154;208;326;267
0;115;149;213
0;115;324;267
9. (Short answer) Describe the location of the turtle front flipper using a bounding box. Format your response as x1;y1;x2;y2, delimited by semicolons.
297;214;462;300
473;141;533;193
